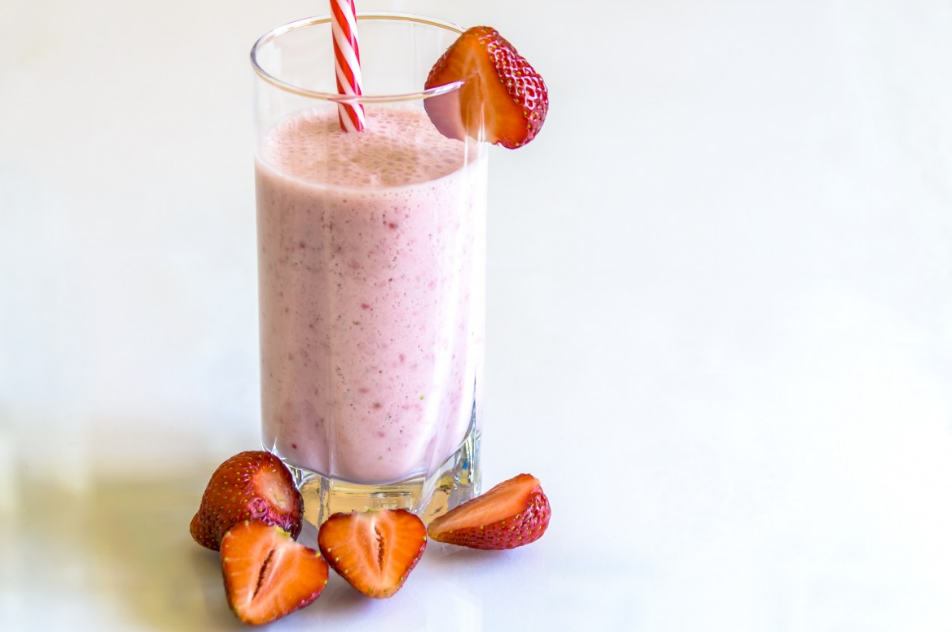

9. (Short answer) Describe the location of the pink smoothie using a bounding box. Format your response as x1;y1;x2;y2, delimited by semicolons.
256;106;486;484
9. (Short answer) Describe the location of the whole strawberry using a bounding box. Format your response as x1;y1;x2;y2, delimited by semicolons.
190;451;303;551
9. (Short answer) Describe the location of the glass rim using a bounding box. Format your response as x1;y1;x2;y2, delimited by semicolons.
250;12;466;104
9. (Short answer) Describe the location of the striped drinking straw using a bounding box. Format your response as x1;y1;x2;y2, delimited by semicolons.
330;0;365;132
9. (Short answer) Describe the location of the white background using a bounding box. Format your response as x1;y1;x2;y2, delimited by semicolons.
2;0;952;630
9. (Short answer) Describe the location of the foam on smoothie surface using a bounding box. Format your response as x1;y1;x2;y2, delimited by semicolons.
261;107;465;187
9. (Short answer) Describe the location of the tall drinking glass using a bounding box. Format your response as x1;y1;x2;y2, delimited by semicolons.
251;14;486;527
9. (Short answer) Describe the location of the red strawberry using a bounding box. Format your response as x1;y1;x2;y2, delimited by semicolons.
425;26;548;149
427;473;551;550
317;509;427;598
220;521;328;625
190;451;303;551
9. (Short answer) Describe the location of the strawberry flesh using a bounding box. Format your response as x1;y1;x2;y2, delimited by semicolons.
425;26;548;149
317;509;427;598
190;450;303;551
221;521;328;625
427;473;551;550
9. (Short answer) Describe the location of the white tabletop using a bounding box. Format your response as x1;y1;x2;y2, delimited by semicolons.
3;0;952;630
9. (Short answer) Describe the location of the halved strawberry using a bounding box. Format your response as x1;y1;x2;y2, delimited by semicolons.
425;26;548;149
190;451;303;551
220;521;328;625
427;473;551;550
317;509;427;598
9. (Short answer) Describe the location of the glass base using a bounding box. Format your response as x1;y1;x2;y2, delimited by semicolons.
277;420;481;527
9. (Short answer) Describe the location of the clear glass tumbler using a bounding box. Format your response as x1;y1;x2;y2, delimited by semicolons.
251;14;486;527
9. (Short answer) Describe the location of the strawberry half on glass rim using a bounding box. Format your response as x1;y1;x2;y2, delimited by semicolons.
425;26;548;149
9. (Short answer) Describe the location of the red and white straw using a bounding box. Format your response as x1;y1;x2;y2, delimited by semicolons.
330;0;365;132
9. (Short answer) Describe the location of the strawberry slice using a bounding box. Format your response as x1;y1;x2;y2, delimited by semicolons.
317;509;427;598
425;26;548;149
190;450;303;551
220;521;328;625
427;473;551;550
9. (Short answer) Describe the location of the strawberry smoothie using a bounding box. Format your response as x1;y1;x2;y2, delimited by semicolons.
256;106;486;485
